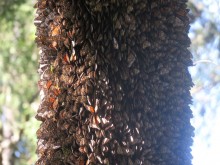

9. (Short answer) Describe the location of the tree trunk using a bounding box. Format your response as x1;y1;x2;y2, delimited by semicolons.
35;0;194;164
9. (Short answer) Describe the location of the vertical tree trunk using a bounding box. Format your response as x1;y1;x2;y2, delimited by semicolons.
35;0;194;164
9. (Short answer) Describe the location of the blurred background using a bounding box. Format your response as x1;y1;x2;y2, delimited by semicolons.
0;0;219;165
0;0;39;164
189;0;220;165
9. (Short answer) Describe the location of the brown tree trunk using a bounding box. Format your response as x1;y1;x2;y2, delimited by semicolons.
35;0;194;164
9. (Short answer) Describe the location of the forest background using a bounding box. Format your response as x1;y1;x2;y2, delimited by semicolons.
0;0;219;164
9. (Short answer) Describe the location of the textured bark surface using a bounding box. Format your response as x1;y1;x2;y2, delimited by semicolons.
35;0;194;164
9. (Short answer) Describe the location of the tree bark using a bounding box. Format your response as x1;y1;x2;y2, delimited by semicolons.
35;0;194;164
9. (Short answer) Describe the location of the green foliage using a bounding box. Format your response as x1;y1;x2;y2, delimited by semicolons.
0;0;39;164
0;0;26;21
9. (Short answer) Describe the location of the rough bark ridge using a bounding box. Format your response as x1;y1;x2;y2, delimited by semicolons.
35;0;194;164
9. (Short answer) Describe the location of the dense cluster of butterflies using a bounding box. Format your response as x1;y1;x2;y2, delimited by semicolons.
35;0;194;164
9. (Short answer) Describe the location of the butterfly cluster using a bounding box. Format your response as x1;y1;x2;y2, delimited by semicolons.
35;0;194;164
